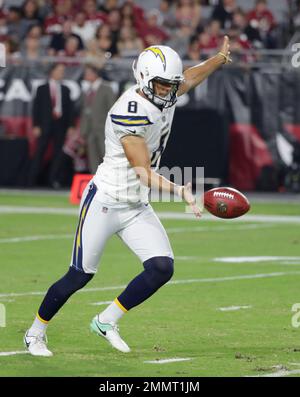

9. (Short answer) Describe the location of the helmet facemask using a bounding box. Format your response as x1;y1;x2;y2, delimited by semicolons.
142;76;182;109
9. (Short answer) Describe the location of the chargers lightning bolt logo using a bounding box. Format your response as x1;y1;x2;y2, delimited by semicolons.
145;47;166;71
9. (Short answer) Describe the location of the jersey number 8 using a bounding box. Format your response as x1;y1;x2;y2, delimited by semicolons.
128;101;137;113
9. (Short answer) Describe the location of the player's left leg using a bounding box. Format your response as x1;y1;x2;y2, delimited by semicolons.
25;182;119;356
92;203;174;350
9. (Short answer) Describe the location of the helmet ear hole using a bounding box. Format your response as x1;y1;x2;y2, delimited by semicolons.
140;72;144;79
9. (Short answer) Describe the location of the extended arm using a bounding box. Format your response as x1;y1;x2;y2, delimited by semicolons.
177;36;231;96
121;135;201;218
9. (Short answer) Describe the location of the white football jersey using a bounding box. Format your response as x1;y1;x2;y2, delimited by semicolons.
93;85;176;206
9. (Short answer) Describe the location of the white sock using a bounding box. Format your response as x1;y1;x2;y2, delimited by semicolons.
98;299;127;324
28;314;48;336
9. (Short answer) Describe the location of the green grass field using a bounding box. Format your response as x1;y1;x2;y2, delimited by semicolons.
0;191;300;377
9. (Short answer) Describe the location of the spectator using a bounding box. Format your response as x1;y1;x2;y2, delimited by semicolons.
99;0;120;14
21;0;43;34
7;6;28;41
48;19;84;56
93;23;118;57
211;0;238;30
166;22;195;58
124;0;145;22
227;24;254;63
0;11;8;40
117;26;144;58
292;0;300;31
83;0;107;28
175;0;201;30
80;64;116;173
247;0;277;48
247;0;275;34
26;23;42;39
197;24;219;55
28;63;75;188
183;36;201;61
232;9;262;48
72;11;97;45
2;37;21;63
159;0;177;32
20;32;46;63
107;8;122;47
138;9;169;47
57;35;84;63
26;24;50;51
120;1;136;29
120;0;145;32
208;19;222;45
44;0;74;35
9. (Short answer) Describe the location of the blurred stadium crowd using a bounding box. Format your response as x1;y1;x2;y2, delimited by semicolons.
0;0;298;65
1;0;300;192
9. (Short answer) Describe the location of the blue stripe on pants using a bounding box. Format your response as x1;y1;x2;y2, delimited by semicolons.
71;182;97;272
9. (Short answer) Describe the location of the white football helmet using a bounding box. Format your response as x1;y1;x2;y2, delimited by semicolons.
133;45;184;109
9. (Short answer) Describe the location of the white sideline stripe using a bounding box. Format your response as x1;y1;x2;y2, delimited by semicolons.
0;224;264;244
167;224;275;233
1;205;300;224
218;305;252;312
215;256;300;263
0;225;274;245
159;212;300;224
1;271;300;299
144;358;192;364
0;351;29;357
250;369;300;377
0;206;78;215
0;234;73;244
90;301;113;306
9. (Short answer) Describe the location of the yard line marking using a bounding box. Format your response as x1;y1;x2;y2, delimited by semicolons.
0;225;277;245
167;224;275;233
158;212;300;224
218;305;252;312
1;271;300;298
1;205;300;224
0;234;73;244
144;358;192;364
90;301;113;306
0;351;29;357
176;256;200;261
249;369;300;377
214;256;300;263
0;206;78;215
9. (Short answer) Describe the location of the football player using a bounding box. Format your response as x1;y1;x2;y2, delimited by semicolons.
24;37;231;356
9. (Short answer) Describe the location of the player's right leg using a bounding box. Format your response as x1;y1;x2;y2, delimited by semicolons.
24;182;118;356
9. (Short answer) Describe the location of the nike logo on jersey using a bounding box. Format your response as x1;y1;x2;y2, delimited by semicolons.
126;129;136;134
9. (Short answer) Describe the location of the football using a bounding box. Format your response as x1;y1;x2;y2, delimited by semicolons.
203;187;250;219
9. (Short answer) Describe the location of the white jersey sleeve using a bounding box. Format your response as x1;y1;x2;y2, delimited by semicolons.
110;99;153;140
